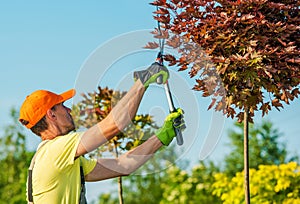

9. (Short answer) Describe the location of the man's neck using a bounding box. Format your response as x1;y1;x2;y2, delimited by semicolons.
41;133;58;141
40;126;60;140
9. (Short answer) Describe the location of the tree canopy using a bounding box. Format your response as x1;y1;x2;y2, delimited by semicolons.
147;0;300;121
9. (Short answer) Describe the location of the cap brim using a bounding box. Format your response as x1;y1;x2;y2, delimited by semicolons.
60;89;76;102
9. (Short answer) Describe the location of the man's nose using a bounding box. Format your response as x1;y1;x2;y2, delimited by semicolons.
64;105;71;112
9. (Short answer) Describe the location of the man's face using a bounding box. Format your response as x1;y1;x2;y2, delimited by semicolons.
53;103;75;135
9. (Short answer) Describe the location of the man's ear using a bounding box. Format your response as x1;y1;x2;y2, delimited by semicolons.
46;109;56;121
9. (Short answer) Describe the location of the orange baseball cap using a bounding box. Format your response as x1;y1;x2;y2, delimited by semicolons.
19;89;76;129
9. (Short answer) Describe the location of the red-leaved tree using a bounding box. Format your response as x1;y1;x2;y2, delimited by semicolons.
146;0;300;203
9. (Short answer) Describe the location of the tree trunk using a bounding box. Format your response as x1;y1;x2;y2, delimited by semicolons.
114;140;124;204
244;107;250;204
118;177;124;204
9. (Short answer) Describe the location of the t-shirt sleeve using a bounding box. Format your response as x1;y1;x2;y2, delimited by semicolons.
80;156;97;175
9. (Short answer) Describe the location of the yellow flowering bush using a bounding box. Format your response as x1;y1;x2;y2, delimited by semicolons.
212;162;300;204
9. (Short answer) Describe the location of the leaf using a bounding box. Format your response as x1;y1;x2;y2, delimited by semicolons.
260;102;271;117
154;15;170;24
179;64;188;72
171;0;180;4
208;98;217;110
225;107;236;119
271;99;283;111
249;40;258;47
153;8;169;15
228;72;237;81
226;95;233;107
292;88;300;98
193;79;205;91
264;69;272;78
241;14;255;21
277;38;287;47
237;112;244;123
280;91;289;104
164;54;177;66
166;36;181;48
164;54;176;62
286;58;300;63
150;0;166;6
144;42;159;49
154;29;169;39
186;6;195;14
215;100;225;111
202;90;210;97
284;46;296;53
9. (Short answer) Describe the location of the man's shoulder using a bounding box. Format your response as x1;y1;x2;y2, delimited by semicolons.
37;131;85;168
51;131;84;142
42;131;83;155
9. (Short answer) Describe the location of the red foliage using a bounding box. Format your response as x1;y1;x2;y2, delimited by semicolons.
148;0;300;120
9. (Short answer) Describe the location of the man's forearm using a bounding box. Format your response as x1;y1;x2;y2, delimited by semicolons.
100;80;146;136
76;80;146;156
85;135;163;181
117;135;163;175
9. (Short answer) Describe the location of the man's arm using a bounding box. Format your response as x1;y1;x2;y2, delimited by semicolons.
75;81;145;157
85;135;163;181
75;63;170;157
85;108;184;181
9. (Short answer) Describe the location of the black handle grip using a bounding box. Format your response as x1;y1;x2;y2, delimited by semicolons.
175;127;184;145
173;114;184;146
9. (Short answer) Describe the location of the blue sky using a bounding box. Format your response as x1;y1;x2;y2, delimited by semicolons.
1;1;299;202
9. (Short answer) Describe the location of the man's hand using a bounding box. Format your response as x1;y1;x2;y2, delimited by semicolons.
155;108;185;146
133;62;169;88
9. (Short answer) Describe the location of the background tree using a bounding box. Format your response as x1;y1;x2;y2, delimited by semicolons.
224;120;298;177
72;86;158;204
0;108;33;203
147;1;300;203
159;161;221;204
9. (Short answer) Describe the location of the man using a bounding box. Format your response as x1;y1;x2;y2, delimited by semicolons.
19;63;185;203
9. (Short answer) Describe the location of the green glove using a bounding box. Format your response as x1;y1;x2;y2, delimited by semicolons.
156;108;185;146
133;62;169;88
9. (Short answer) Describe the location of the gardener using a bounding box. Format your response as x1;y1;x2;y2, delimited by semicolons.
19;63;185;204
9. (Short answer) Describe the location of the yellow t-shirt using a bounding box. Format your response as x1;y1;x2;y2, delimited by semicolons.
30;132;97;204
